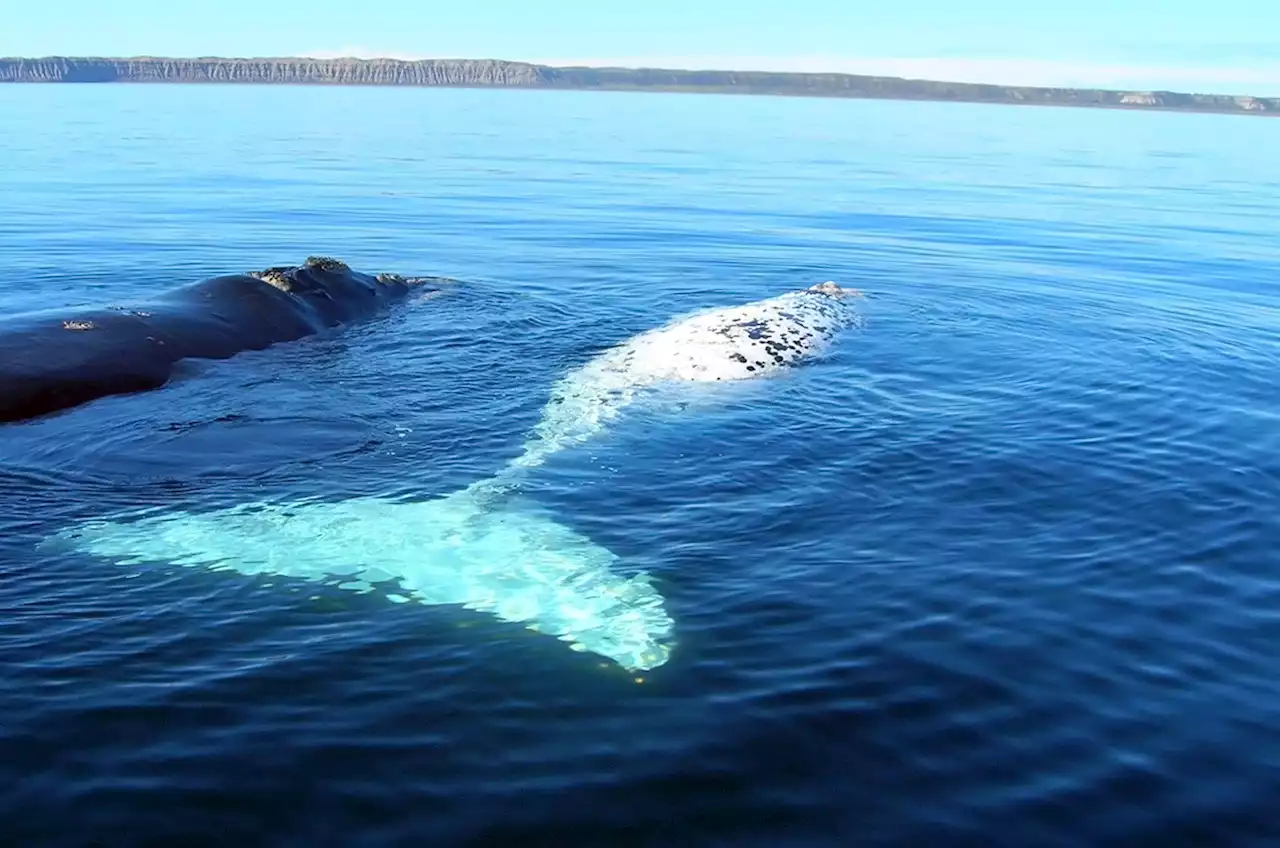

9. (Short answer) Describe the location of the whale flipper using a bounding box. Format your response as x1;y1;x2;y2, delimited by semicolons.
56;490;674;672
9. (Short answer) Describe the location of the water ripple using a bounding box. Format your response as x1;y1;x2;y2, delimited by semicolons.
2;86;1279;845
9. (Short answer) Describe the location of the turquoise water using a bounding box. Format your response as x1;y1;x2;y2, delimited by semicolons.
2;84;1279;845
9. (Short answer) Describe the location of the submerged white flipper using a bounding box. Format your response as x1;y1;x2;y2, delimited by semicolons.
60;489;674;671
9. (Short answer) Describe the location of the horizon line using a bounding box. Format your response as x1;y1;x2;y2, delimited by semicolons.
3;54;1277;104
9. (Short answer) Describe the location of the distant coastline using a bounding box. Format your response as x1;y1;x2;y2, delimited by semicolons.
1;56;1275;117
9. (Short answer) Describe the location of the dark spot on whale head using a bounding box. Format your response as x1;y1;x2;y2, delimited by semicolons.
305;256;351;273
249;268;294;292
746;365;756;372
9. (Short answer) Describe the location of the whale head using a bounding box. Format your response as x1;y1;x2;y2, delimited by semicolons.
806;281;861;298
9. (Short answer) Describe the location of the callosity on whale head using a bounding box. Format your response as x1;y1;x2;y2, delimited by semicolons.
806;280;861;297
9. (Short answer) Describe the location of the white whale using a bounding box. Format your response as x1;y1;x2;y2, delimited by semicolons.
53;282;862;673
478;281;863;487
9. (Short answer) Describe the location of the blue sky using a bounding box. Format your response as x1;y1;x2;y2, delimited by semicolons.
4;0;1279;94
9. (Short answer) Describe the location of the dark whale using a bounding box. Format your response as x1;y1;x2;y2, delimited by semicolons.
0;256;449;423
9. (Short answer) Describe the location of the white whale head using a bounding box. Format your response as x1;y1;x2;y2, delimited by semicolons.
493;283;865;477
807;280;861;298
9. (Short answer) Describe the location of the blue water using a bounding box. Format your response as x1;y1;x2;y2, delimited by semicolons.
2;84;1279;846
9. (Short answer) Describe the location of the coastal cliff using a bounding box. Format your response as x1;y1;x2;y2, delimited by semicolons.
0;57;544;86
1;56;1274;116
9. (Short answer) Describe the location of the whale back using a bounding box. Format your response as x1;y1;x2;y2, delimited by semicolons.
501;283;862;474
0;258;449;424
609;282;862;384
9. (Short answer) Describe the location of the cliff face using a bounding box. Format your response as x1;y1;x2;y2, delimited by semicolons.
1;57;1275;116
0;57;546;86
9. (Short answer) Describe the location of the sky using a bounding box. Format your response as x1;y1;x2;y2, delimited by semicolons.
3;0;1279;95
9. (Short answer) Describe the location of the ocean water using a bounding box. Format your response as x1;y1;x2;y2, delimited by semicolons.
1;83;1279;846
